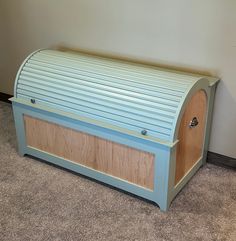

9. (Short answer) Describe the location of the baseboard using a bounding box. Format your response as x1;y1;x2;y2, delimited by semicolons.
0;92;13;104
207;151;236;170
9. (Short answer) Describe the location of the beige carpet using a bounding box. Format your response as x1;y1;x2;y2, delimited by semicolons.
0;101;235;241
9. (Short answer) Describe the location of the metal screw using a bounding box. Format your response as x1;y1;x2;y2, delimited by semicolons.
30;98;36;104
141;129;147;135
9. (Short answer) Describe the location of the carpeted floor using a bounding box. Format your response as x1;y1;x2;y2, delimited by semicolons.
0;101;235;241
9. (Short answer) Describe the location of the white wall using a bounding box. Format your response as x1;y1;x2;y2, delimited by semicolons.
0;0;236;157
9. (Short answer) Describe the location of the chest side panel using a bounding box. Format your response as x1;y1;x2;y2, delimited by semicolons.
175;90;207;184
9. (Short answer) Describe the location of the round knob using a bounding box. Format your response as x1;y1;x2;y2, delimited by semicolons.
141;129;148;135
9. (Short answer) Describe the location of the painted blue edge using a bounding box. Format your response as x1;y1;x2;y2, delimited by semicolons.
12;105;27;156
26;146;156;202
154;147;172;211
202;84;217;164
10;97;178;149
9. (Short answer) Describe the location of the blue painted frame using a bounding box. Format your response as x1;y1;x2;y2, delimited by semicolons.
12;100;173;211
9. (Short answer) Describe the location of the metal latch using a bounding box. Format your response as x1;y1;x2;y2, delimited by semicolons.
189;117;199;128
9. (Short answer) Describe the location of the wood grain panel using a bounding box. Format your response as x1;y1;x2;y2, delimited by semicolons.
175;90;207;184
24;116;154;190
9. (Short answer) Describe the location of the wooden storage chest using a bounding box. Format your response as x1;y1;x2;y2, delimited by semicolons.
10;49;219;211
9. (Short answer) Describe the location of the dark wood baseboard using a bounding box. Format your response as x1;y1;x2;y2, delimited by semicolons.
207;151;236;170
0;92;13;104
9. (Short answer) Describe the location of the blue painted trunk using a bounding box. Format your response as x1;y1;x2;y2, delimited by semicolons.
10;49;219;211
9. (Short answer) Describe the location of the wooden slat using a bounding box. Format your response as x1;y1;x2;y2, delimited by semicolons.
24;115;154;190
175;90;207;184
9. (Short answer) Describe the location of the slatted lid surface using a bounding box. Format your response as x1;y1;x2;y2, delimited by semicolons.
15;49;202;142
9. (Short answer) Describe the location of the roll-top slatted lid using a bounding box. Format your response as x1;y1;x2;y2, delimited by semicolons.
14;49;214;143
